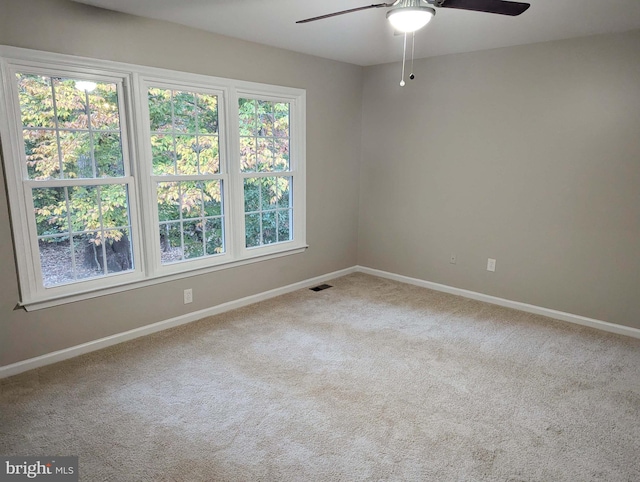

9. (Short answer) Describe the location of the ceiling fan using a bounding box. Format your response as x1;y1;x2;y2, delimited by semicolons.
297;0;531;28
297;0;531;85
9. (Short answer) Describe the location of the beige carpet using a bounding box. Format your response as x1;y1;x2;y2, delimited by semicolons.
1;273;639;481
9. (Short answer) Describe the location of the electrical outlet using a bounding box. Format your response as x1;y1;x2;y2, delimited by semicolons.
450;254;457;264
183;288;193;304
487;258;496;272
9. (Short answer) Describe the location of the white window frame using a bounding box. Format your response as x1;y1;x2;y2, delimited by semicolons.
137;77;232;277
0;46;306;310
0;55;147;304
230;88;306;260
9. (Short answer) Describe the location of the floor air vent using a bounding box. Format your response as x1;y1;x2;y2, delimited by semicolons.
310;284;332;292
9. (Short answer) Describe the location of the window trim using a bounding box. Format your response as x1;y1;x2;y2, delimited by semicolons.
0;46;307;311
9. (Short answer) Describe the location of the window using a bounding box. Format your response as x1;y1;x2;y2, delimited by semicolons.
0;46;306;309
20;74;135;287
239;98;293;248
7;69;143;297
146;85;226;265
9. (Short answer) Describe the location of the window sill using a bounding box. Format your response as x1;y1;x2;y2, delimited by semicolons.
20;245;308;311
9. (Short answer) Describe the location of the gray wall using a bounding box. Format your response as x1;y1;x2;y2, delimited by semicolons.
359;30;640;329
0;0;363;366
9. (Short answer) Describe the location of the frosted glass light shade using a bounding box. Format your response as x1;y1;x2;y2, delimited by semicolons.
387;7;435;33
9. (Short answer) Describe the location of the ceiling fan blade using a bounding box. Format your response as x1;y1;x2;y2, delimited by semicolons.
437;0;530;16
296;3;395;24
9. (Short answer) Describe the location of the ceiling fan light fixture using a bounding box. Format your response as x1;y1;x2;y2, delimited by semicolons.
386;6;435;33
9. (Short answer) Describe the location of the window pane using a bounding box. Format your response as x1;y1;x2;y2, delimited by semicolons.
257;138;273;172
198;135;219;174
278;209;292;242
160;222;182;264
274;138;289;171
257;100;274;136
240;137;257;172
59;130;93;178
151;134;176;175
260;177;277;210
23;129;60;180
176;135;198;175
276;177;291;209
197;93;218;134
87;83;120;130
74;232;105;280
104;228;133;274
39;238;73;287
69;185;99;233
243;178;260;212
17;74;55;129
262;211;277;245
274;102;290;137
95;133;124;177
245;213;260;248
183;220;204;259
181;182;203;219
100;184;130;229
148;88;172;132
205;218;223;255
173;91;196;133
203;181;222;216
157;182;180;222
33;187;68;237
238;98;257;136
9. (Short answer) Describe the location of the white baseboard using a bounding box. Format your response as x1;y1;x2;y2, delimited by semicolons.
356;266;640;340
0;266;357;379
3;264;637;379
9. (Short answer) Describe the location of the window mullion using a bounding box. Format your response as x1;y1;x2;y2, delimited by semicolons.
226;87;244;260
49;79;64;179
24;176;135;188
96;185;107;275
64;186;77;282
194;92;201;176
85;89;97;179
132;73;161;279
178;182;185;262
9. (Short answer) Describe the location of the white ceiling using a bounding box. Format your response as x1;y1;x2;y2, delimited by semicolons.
73;0;640;66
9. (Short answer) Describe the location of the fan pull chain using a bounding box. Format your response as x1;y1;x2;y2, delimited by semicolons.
400;32;407;87
410;32;415;80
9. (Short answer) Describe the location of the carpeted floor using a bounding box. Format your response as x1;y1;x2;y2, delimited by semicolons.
1;273;639;481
